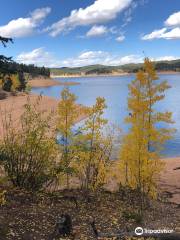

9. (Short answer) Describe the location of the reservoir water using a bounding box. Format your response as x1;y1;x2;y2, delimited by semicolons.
32;74;180;157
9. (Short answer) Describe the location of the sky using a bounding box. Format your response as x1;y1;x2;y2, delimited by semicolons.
0;0;180;68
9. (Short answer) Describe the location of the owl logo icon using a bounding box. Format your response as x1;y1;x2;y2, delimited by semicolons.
135;227;144;236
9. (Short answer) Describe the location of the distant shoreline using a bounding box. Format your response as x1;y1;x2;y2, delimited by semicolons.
28;71;180;88
51;72;130;78
157;71;180;75
51;71;180;79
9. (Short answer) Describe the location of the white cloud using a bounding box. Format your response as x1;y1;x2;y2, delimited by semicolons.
142;28;167;40
110;54;143;65
46;0;133;37
16;48;143;67
85;25;121;39
121;0;148;28
78;51;107;59
86;25;108;37
116;35;125;42
152;56;179;62
0;7;51;38
16;48;58;67
142;11;180;41
61;53;144;66
60;51;109;67
142;27;180;40
17;48;179;68
165;11;180;27
122;1;137;27
161;27;180;39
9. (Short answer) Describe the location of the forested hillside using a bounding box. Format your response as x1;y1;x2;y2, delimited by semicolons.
0;36;50;92
51;59;180;76
0;60;50;77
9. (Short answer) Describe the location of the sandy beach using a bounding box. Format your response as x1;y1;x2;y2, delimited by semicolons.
106;157;180;205
28;77;80;88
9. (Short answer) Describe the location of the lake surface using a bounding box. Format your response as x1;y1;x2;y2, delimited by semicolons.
32;74;180;157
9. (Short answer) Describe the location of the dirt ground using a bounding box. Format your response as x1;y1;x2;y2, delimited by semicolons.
0;92;88;137
0;189;179;240
159;158;180;205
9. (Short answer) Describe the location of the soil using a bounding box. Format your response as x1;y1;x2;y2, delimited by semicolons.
0;189;179;240
159;158;180;205
0;93;88;137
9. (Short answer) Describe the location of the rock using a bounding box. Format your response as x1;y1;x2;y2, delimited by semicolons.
49;214;72;239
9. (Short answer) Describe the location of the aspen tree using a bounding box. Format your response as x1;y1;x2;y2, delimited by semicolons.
57;87;78;188
118;58;174;210
73;97;113;192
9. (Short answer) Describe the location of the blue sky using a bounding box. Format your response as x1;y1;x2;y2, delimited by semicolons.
0;0;180;67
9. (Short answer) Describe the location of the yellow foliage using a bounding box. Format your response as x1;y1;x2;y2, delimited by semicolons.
57;87;79;187
72;97;113;191
11;74;20;91
118;58;174;199
57;87;78;137
0;73;20;91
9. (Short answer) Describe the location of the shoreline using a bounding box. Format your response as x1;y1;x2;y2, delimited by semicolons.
51;72;130;78
51;71;180;79
28;72;180;85
159;157;180;205
158;71;180;75
28;76;80;88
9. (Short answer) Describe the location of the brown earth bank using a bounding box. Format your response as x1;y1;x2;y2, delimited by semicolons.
0;92;88;137
157;71;180;75
158;157;180;205
50;72;130;78
28;76;80;88
51;71;180;78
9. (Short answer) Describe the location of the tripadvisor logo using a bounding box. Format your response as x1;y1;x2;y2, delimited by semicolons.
135;227;174;236
135;227;143;235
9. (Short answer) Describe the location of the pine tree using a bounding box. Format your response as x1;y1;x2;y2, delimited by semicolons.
0;36;13;89
118;58;174;210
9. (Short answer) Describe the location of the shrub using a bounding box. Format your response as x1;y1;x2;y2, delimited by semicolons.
0;96;58;191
